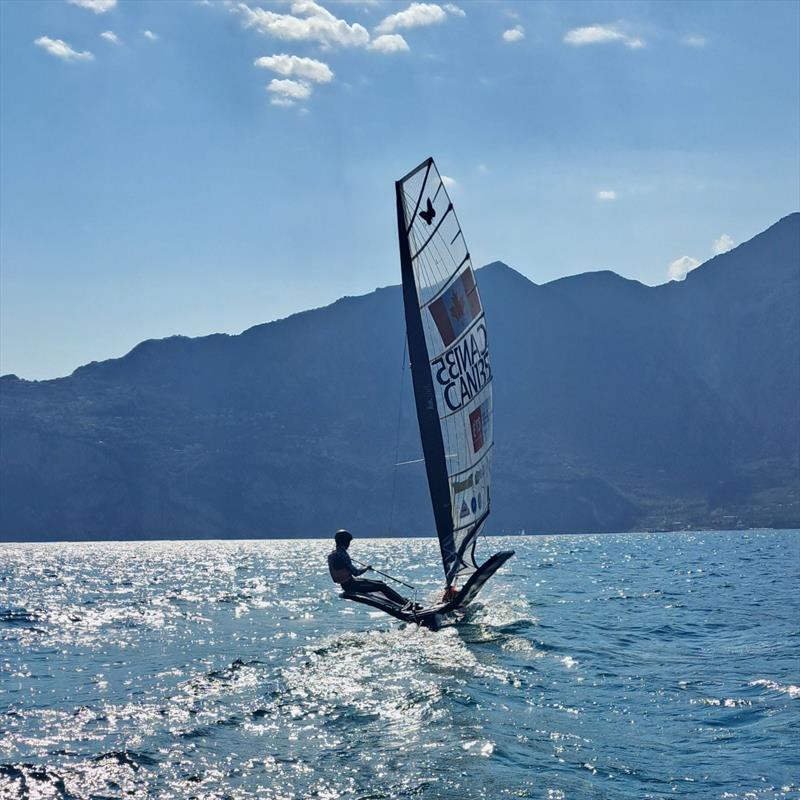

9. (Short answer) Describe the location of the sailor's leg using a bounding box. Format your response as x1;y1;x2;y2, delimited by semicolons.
345;578;408;606
369;580;409;605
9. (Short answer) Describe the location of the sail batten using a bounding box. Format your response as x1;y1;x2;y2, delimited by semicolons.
395;157;494;585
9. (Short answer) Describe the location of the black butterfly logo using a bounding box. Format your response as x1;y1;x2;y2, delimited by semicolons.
420;198;436;226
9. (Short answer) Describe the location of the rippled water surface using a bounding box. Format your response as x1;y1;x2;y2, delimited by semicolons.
1;531;798;799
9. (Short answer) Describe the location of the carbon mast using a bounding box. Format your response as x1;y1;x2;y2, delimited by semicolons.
395;160;457;581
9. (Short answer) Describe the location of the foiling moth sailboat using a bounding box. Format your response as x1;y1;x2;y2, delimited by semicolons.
341;157;514;628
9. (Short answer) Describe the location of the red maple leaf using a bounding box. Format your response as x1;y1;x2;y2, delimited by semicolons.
449;290;465;322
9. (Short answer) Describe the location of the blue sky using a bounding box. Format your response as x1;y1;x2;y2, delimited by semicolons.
1;0;798;379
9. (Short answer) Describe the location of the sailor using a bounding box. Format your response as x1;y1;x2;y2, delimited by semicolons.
327;529;409;605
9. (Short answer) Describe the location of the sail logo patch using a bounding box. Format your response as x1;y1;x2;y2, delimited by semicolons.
452;464;486;496
431;322;491;412
453;473;474;494
429;267;482;348
459;499;470;518
420;198;436;225
469;400;490;453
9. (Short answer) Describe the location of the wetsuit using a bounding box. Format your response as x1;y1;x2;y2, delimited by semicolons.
327;546;408;605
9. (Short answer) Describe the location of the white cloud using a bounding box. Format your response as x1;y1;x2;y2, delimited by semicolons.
441;174;457;190
67;0;116;13
255;54;333;82
596;189;617;201
477;162;489;173
668;255;701;281
682;34;707;47
100;30;121;45
34;36;94;61
375;3;447;34
564;24;644;49
443;3;465;17
143;30;159;41
267;77;312;106
270;96;297;107
368;33;410;52
712;233;735;255
235;1;370;48
502;24;524;43
234;1;454;54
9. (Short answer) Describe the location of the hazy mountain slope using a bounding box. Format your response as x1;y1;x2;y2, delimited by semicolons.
669;215;800;457
1;214;797;541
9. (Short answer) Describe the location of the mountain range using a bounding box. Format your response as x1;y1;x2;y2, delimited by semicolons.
1;213;798;541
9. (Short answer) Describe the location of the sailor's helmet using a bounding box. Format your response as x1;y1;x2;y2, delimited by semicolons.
334;529;353;547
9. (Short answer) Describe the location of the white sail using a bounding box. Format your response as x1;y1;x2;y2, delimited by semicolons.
396;158;493;584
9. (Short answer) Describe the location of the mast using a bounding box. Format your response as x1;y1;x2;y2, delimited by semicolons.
395;167;457;577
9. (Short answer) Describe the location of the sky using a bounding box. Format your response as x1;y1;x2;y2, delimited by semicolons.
1;0;798;380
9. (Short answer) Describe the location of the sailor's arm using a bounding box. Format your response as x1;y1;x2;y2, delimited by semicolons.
341;551;369;576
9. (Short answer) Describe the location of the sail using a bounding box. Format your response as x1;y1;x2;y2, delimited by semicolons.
395;157;493;586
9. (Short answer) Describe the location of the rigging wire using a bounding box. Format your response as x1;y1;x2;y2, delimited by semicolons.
387;336;408;538
352;558;416;591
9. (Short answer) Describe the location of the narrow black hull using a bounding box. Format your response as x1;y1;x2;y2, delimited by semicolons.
341;550;514;629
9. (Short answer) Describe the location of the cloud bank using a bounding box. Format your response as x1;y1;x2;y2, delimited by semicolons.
502;25;524;43
681;35;707;48
713;233;735;254
67;0;116;13
368;34;410;53
564;24;644;49
376;3;447;34
234;1;459;110
255;54;334;83
441;175;457;190
268;78;313;106
235;1;370;48
34;36;94;61
668;255;701;281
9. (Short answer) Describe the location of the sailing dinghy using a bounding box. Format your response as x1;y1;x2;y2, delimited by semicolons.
342;157;514;628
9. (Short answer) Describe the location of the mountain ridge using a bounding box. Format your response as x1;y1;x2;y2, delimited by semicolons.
4;214;795;386
1;213;797;541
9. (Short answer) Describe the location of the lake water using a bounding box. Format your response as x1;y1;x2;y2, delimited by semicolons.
1;531;798;799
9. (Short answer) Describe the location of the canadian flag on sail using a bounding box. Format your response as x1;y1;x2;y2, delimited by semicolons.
429;267;482;347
